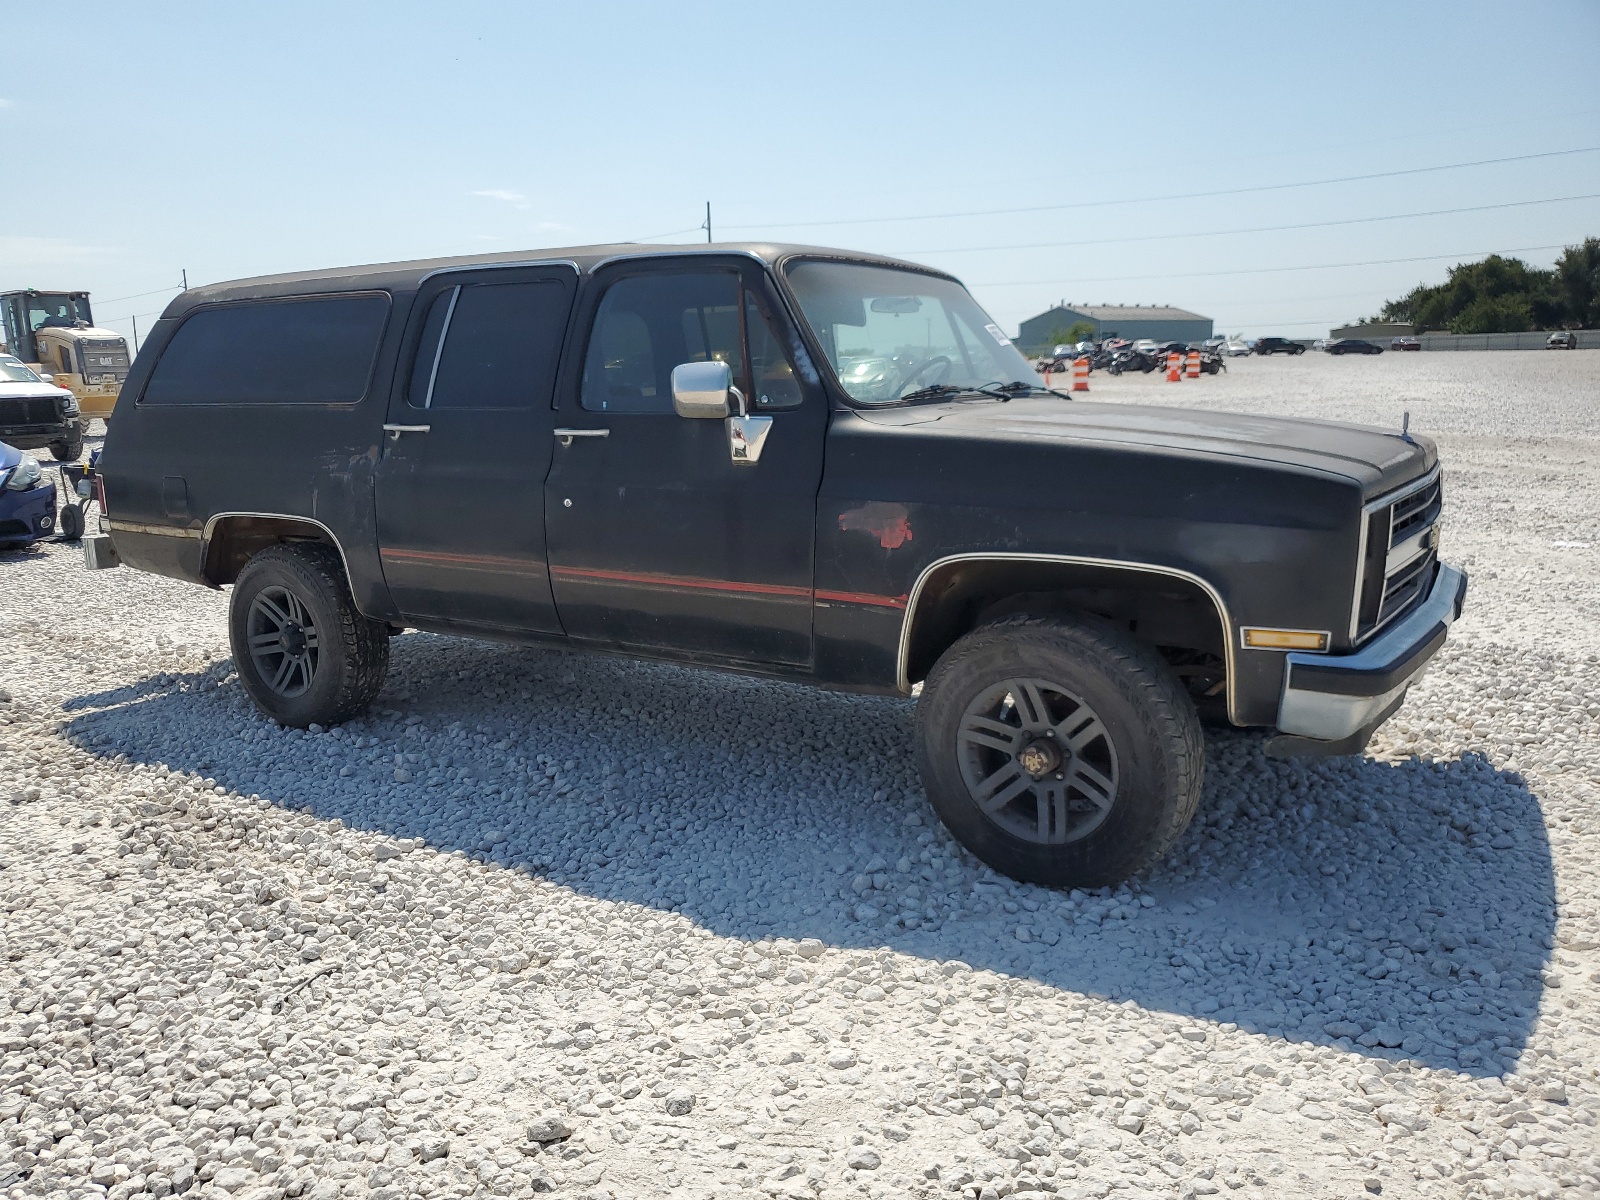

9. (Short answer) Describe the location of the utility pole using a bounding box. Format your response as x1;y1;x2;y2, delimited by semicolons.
131;314;140;354
702;202;712;244
181;269;188;291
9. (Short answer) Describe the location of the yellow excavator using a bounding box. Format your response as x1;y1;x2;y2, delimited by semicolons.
0;289;131;423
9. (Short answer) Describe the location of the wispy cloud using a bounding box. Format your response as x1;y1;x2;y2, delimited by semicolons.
536;221;569;232
471;189;526;205
0;99;13;109
0;236;103;267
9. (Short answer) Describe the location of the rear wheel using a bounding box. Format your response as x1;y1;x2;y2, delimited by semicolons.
914;614;1203;888
229;543;388;727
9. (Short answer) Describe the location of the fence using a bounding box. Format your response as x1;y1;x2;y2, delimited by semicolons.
1416;330;1599;351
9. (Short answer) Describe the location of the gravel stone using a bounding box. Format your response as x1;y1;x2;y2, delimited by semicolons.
3;363;1599;1199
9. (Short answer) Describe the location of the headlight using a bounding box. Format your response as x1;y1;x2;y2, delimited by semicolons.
62;394;80;414
4;458;42;491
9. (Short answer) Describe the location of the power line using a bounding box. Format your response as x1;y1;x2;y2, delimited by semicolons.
620;226;705;242
904;193;1600;256
723;146;1600;232
100;284;182;305
968;243;1576;288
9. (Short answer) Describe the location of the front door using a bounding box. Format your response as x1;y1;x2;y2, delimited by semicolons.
374;265;575;634
544;260;826;667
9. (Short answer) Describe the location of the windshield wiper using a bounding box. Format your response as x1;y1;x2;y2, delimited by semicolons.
897;381;1025;404
990;380;1068;397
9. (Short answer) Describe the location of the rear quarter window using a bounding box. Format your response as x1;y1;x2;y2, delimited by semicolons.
140;293;391;405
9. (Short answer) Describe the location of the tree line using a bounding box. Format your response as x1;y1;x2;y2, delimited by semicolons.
1357;239;1598;334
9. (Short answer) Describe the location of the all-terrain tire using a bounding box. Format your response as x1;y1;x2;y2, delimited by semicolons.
914;613;1204;888
229;543;389;727
50;434;83;462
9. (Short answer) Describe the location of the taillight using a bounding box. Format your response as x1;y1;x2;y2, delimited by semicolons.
93;471;108;516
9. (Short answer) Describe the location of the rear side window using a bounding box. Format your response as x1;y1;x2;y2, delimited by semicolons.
410;280;572;410
141;293;390;405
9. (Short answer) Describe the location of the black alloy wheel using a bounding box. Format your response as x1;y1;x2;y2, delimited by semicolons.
247;584;321;699
955;678;1120;846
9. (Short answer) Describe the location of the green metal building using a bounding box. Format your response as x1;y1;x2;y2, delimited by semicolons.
1018;303;1213;355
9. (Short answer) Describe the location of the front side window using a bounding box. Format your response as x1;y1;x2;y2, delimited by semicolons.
581;272;742;413
408;280;571;410
142;293;390;405
784;260;1035;404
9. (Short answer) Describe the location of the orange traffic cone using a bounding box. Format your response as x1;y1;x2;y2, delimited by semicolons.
1166;352;1181;382
1186;349;1200;378
1072;356;1090;392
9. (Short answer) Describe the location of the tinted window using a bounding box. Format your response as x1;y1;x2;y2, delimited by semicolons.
142;294;389;405
581;272;741;413
422;280;572;410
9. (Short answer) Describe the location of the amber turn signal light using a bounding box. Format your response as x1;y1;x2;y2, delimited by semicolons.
1240;627;1331;652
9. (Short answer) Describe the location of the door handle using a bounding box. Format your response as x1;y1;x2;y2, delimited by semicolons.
383;424;431;440
554;428;610;447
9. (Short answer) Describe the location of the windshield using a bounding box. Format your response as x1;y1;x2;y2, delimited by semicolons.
26;294;92;333
0;357;43;383
785;261;1035;404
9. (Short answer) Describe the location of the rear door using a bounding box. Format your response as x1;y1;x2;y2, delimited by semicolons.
373;265;575;633
543;258;827;667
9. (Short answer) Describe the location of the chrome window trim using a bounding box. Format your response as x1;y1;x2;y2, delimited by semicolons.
421;286;460;410
896;552;1239;724
1348;464;1443;644
200;511;356;594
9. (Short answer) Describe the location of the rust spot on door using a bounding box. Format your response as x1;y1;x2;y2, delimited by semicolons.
839;502;913;550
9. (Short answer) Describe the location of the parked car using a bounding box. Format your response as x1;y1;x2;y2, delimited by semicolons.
0;353;83;461
0;441;58;546
1222;338;1252;357
89;241;1465;889
1391;337;1421;352
1253;337;1305;356
1546;331;1578;349
1326;339;1384;356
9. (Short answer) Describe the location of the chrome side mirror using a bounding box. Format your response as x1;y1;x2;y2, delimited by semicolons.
670;358;773;465
671;360;733;419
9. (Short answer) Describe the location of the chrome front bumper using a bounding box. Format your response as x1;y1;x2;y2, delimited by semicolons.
1273;563;1468;753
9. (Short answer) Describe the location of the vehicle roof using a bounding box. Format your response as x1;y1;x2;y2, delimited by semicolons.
159;242;955;322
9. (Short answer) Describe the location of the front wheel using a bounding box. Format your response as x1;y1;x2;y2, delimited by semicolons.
50;433;84;462
229;543;389;727
914;614;1203;888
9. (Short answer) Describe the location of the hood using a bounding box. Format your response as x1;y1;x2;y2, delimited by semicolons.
0;441;22;471
0;379;72;401
35;324;125;343
855;397;1434;497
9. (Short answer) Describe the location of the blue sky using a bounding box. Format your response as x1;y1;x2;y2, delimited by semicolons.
3;0;1598;345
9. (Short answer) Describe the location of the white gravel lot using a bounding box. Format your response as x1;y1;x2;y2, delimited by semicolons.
2;351;1597;1200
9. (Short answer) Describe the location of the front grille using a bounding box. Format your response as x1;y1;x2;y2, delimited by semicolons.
1352;468;1443;642
81;339;130;381
0;396;61;426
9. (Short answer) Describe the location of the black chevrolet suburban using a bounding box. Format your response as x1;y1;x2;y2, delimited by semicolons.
88;243;1466;888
